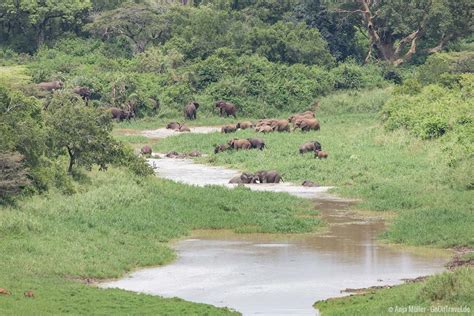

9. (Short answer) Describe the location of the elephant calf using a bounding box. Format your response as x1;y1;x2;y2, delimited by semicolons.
176;125;191;132
215;100;237;118
255;170;283;183
140;145;152;157
237;121;254;129
299;141;322;154
214;143;231;154
167;122;181;129
229;172;259;184
221;124;238;133
256;125;273;133
302;180;319;187
37;80;63;91
315;150;328;159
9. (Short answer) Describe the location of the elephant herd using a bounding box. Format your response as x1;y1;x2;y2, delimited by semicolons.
157;105;329;185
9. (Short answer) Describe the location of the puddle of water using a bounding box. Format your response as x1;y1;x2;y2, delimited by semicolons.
101;154;448;315
142;126;220;138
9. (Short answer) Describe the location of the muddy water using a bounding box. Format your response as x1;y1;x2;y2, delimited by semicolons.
102;156;448;315
141;126;220;138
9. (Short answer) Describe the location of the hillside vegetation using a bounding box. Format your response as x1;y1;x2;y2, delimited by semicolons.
0;0;472;315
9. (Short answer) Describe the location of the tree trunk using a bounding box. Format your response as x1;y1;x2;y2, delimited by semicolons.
66;146;75;174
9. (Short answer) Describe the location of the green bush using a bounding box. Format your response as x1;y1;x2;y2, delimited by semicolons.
330;61;385;90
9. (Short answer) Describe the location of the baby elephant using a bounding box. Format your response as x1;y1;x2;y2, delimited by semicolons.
255;170;283;183
176;125;191;132
229;172;259;184
214;143;231;154
302;180;319;187
221;124;237;133
140;145;152;157
236;121;254;129
247;138;265;150
228;138;252;150
166;122;181;129
299;141;322;154
315;150;328;159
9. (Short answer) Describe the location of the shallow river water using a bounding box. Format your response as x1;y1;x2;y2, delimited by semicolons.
101;154;448;315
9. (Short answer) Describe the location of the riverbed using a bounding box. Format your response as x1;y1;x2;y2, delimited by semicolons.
101;153;448;315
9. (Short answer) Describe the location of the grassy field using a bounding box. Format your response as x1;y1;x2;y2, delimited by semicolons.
146;91;473;248
315;267;474;315
0;168;319;315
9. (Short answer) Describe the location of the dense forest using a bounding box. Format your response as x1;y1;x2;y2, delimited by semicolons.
0;0;473;315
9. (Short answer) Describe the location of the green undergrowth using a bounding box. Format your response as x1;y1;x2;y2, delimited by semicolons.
314;267;474;316
0;168;318;314
151;112;473;248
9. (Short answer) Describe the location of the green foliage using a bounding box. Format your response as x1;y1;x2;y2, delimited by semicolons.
330;61;385;90
315;268;474;315
0;0;92;52
417;51;474;86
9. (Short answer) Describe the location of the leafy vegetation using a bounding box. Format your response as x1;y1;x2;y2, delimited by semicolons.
0;0;472;314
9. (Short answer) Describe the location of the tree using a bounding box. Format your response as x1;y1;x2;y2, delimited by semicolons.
87;3;174;53
45;94;123;173
0;0;91;51
334;0;473;66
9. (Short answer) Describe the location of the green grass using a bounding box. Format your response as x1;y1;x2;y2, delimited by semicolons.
314;267;474;316
0;65;31;88
0;168;319;315
152;112;473;248
116;115;242;130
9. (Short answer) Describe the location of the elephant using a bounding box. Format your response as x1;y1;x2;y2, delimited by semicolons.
110;107;134;121
215;100;237;118
229;172;259;184
294;118;320;132
315;150;328;159
247;138;265;150
302;180;319;187
166;122;181;130
288;113;314;124
72;86;92;102
184;101;200;120
256;125;273;133
188;150;202;157
299;141;322;154
37;80;63;91
214;143;231;154
140;145;152;157
176;125;191;132
236;121;254;129
255;170;283;183
271;119;290;132
221;124;238;133
166;151;186;158
228;138;252;150
256;119;276;128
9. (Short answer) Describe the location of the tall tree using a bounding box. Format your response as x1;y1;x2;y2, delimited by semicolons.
87;3;174;53
0;0;91;50
334;0;473;65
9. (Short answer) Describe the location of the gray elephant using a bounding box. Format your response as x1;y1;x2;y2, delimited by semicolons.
215;100;237;118
255;170;283;183
247;138;265;150
184;101;199;120
229;172;259;184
